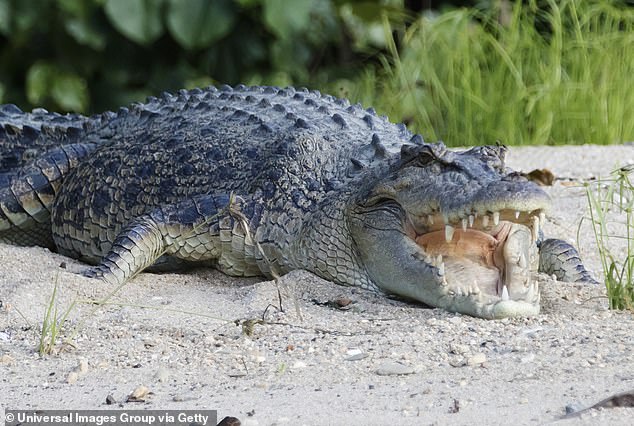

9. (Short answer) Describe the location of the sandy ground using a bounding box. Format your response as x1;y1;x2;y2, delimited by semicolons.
1;145;634;425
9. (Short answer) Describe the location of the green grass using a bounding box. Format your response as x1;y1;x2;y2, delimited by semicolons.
333;0;634;146
586;165;634;310
38;279;77;355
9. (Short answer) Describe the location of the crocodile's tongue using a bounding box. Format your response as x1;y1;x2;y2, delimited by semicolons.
415;222;532;299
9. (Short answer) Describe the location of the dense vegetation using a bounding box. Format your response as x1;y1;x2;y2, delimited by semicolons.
0;0;403;112
0;0;632;145
587;166;634;310
356;0;634;145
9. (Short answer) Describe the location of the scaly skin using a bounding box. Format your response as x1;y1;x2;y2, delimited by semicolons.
0;85;598;318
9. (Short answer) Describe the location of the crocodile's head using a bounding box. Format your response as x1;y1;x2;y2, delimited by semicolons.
349;142;550;319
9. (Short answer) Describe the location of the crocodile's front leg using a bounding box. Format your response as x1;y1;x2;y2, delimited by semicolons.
79;194;264;285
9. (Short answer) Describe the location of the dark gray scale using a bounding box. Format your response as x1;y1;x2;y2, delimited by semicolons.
538;239;599;284
371;134;387;157
0;143;97;248
0;111;94;172
331;113;348;129
363;115;375;129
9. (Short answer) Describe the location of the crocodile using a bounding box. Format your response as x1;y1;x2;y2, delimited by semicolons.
0;85;597;319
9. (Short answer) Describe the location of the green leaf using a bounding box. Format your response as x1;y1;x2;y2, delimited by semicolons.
26;62;55;105
263;0;314;39
184;76;216;90
55;0;107;50
56;0;88;16
65;18;107;50
345;2;405;24
166;0;236;50
235;0;260;7
270;38;311;79
52;72;89;112
104;0;164;45
12;0;50;34
26;62;89;112
0;0;9;35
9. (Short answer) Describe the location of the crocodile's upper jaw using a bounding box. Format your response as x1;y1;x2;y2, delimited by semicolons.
408;209;544;318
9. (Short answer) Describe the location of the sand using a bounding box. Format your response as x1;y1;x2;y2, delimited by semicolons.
1;145;634;425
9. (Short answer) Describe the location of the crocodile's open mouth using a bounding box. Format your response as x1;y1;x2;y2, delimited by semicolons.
407;208;545;317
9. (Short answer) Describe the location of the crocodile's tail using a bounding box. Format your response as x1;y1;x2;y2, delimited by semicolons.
0;104;100;248
0;104;98;173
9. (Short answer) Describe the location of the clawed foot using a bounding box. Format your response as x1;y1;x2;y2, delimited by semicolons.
79;267;105;280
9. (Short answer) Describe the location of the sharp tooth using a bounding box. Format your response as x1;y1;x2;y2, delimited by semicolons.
461;218;468;232
515;210;520;219
539;212;546;226
493;211;500;225
482;215;489;227
442;276;448;286
438;262;445;276
445;225;454;242
428;214;434;225
519;253;527;269
436;254;443;266
501;285;509;301
532;216;540;241
468;215;474;227
471;281;480;295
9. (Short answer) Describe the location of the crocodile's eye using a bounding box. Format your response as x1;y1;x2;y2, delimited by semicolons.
400;144;437;167
417;145;437;165
471;143;507;169
480;144;505;158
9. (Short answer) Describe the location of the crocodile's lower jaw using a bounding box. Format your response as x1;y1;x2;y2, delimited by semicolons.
413;210;543;318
